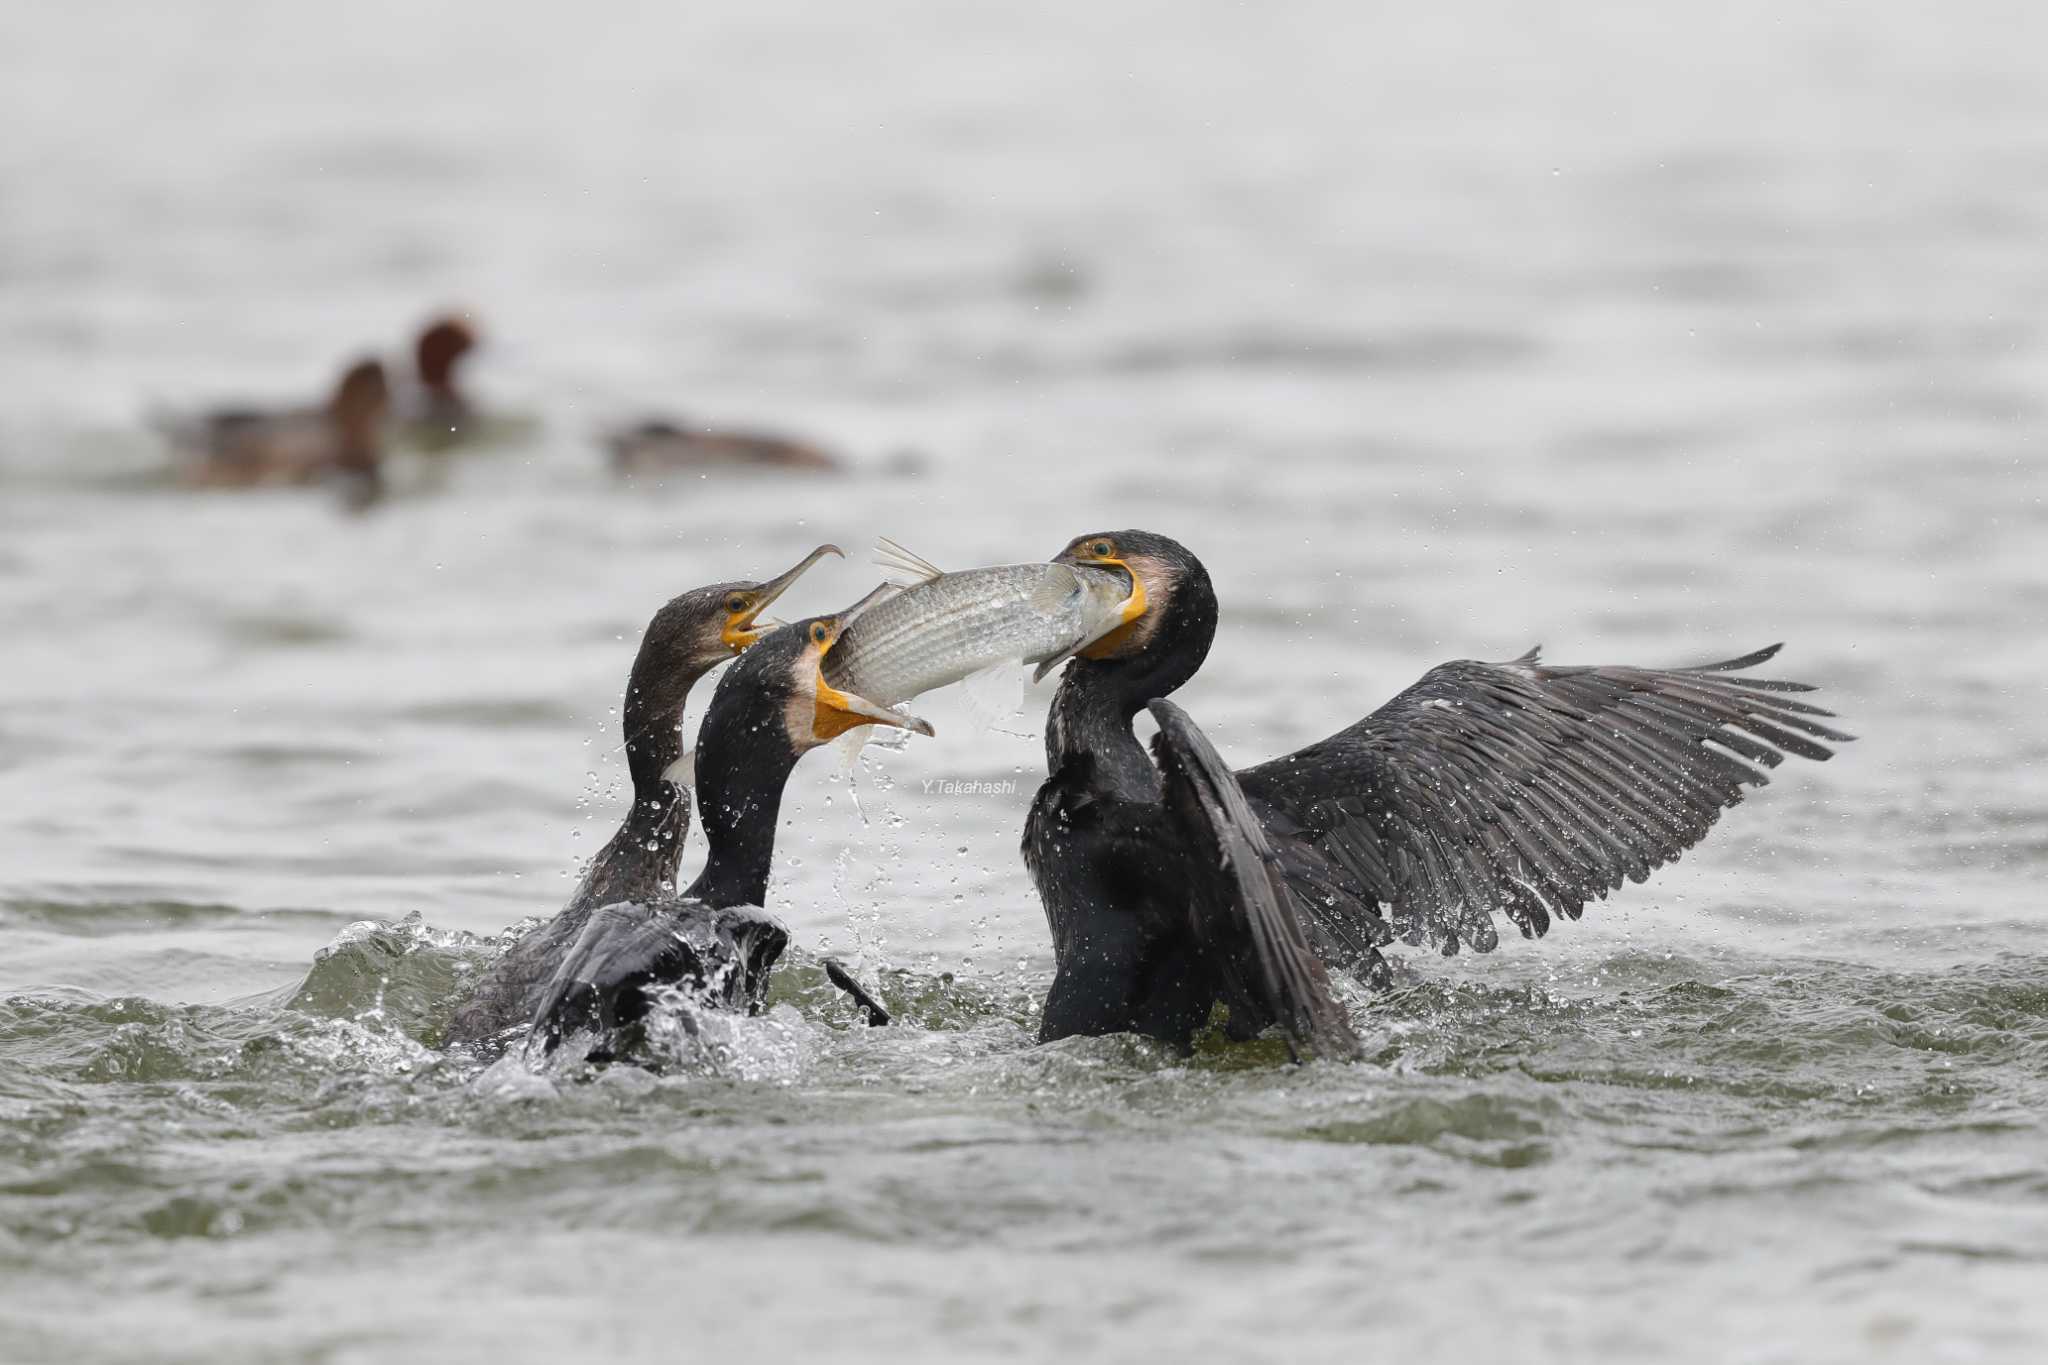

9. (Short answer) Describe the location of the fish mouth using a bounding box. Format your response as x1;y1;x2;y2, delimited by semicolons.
723;544;843;651
807;617;935;742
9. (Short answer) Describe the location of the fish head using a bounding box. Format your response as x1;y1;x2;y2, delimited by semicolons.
1049;529;1200;662
720;612;936;751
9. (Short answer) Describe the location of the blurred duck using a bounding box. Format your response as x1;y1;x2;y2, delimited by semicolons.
160;357;389;507
604;415;841;476
398;314;481;448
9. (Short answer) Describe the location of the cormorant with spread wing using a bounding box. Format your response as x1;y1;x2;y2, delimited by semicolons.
1024;530;1850;1058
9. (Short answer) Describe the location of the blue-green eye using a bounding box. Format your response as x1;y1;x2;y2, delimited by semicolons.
811;623;829;644
1091;540;1113;558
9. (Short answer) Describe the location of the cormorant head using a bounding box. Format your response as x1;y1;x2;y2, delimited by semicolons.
414;315;478;393
644;543;845;678
620;545;843;779
1050;529;1214;670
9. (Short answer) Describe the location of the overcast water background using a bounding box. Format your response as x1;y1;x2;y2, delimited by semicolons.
3;1;2047;1361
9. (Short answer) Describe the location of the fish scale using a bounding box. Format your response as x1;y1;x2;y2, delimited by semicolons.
824;562;1130;706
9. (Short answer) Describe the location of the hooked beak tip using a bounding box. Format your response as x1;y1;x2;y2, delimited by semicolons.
735;544;845;648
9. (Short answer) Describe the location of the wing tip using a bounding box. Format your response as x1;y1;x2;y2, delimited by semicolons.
1694;642;1784;672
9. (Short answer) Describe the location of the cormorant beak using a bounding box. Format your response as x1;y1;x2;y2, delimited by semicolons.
1054;544;1149;659
721;544;843;652
804;619;934;743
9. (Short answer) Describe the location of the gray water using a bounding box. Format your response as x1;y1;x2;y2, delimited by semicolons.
4;2;2047;1360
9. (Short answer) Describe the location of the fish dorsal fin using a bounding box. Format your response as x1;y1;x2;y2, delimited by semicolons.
874;536;945;588
959;658;1029;737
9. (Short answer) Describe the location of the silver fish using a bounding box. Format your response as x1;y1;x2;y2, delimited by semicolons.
823;539;1134;707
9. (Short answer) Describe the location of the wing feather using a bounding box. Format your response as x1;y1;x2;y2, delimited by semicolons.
1148;701;1361;1058
1239;644;1847;965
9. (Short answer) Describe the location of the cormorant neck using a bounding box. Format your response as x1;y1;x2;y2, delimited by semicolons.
622;651;708;799
569;653;710;912
685;718;802;910
1046;661;1159;795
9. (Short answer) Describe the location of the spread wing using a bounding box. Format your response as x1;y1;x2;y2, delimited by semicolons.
1236;644;1850;959
1148;700;1361;1060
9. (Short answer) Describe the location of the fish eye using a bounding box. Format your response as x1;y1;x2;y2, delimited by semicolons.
726;594;748;614
810;622;829;645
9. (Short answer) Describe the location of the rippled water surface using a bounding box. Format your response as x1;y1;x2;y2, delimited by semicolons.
4;2;2047;1361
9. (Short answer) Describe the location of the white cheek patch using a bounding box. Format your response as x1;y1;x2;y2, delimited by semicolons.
1118;554;1182;647
1123;558;1179;652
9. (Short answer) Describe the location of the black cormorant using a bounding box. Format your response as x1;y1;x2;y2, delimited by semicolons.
444;543;843;1045
524;611;930;1052
1025;530;1850;1058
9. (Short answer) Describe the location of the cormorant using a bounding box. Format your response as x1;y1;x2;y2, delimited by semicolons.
523;611;931;1053
1025;530;1850;1058
443;543;843;1045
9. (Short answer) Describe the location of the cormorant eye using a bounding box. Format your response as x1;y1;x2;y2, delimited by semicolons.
810;623;829;645
726;595;748;614
1091;540;1113;558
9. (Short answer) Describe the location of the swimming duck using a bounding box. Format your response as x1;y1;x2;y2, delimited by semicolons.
401;315;480;448
1024;530;1852;1057
162;357;389;506
604;417;841;476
